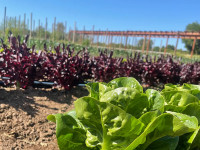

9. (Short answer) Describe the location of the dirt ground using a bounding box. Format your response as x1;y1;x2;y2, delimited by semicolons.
0;86;88;150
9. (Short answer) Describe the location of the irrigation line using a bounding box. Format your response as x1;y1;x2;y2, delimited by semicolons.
0;77;87;88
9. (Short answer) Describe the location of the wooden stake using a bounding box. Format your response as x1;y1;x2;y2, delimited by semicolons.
109;35;113;50
125;34;128;49
33;20;35;39
191;38;197;58
81;25;85;43
131;36;134;50
14;16;16;29
68;27;71;42
128;38;131;49
30;13;32;39
39;19;40;41
64;21;67;41
96;32;99;48
3;7;6;36
91;25;95;45
18;15;21;34
146;35;151;55
142;36;146;53
73;22;76;43
164;36;169;56
120;33;123;49
107;34;110;49
54;17;56;41
159;40;162;52
27;19;29;31
45;17;47;40
105;29;108;47
23;13;26;35
174;37;179;56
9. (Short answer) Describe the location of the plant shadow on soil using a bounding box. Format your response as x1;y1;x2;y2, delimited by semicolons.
0;86;89;117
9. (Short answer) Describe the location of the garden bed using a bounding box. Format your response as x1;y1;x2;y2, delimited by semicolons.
0;86;88;150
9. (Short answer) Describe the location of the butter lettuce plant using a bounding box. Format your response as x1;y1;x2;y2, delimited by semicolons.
47;77;200;150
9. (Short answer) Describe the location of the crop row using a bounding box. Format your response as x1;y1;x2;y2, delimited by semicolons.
0;35;200;90
48;77;200;150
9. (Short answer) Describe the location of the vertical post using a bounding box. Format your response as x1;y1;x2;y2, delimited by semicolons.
97;30;99;48
33;20;35;39
164;36;169;55
115;36;117;49
131;36;134;50
107;34;110;49
105;29;108;47
109;35;113;50
103;31;105;46
45;17;47;40
54;17;56;41
113;36;116;49
14;16;17;29
39;19;40;41
134;37;137;47
125;34;128;49
128;38;131;50
18;15;21;34
107;33;110;49
23;13;26;35
142;36;146;53
81;25;85;43
64;21;67;41
27;19;29;32
146;35;151;55
120;32;123;49
79;29;83;44
68;27;71;42
174;37;179;56
73;22;76;43
9;17;11;28
191;38;197;58
159;40;162;52
41;22;43;39
9;17;12;29
91;25;95;45
117;36;120;49
152;39;156;51
3;7;6;37
30;13;32;39
52;23;54;41
102;35;105;47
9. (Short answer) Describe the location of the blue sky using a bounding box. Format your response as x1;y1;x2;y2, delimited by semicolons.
0;0;200;50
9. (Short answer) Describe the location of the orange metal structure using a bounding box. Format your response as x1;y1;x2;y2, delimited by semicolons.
70;30;200;57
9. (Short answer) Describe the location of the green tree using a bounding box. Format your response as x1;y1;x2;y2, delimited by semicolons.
167;44;175;50
153;46;160;51
182;22;200;54
137;38;153;50
56;22;65;40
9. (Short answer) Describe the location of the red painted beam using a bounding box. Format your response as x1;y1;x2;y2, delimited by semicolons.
70;30;200;39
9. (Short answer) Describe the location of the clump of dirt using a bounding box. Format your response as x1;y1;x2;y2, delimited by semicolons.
0;86;88;150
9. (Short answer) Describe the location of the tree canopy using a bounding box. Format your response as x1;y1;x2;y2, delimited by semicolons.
182;22;200;54
137;38;153;50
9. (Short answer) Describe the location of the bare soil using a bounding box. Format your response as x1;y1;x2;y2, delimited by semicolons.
0;86;88;150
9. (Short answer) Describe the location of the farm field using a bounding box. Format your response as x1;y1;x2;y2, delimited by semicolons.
1;77;200;150
1;0;200;149
1;35;200;150
1;35;200;90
